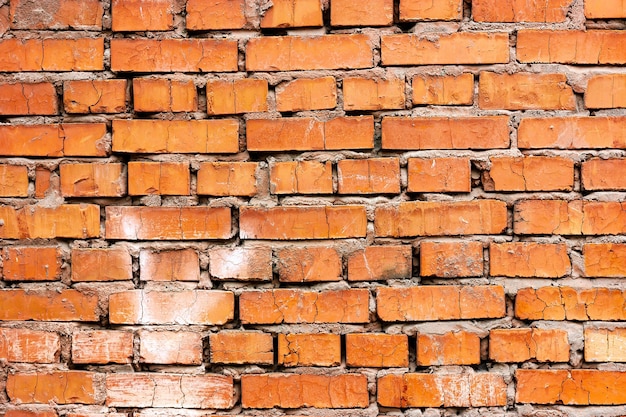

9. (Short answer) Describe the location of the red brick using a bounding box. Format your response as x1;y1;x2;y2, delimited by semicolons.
585;0;626;18
139;249;199;281
270;161;333;194
72;248;132;282
487;156;574;191
338;158;400;194
5;410;57;417
112;119;238;153
111;39;238;72
210;332;273;364
206;79;268;115
490;242;571;278
105;206;231;240
585;327;626;362
0;204;100;239
241;374;368;408
324;116;375;150
112;0;173;31
35;167;52;198
0;328;60;363
347;246;412;281
0;289;99;321
197;162;258;196
277;333;340;366
378;373;506;407
417;331;481;365
246;34;373;71
343;76;404;110
479;72;576;110
346;334;408;367
209;247;272;281
586;74;626;109
473;0;572;22
331;0;393;26
260;0;322;28
584;243;626;277
72;331;133;364
0;165;28;197
400;0;462;20
377;285;505;321
0;39;104;72
407;157;471;192
64;80;127;114
276;77;337;111
583;158;626;190
490;329;569;362
518;116;626;149
412;73;474;105
0;82;57;115
109;290;234;325
7;371;99;404
1;124;107;157
518;30;626;64
127;161;189;195
9;0;103;29
186;0;247;30
140;331;202;364
276;247;342;282
60;163;125;197
106;373;233;408
382;116;509;149
240;288;369;324
420;241;484;277
240;206;367;240
133;78;197;112
381;33;509;65
2;247;61;281
375;200;507;237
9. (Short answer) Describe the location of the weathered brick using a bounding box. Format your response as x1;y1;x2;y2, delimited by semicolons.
582;158;626;190
407;157;471;192
206;79;268;115
343;76;404;110
417;331;481;365
64;80;127;114
0;38;104;71
518;116;626;149
275;77;337;111
346;334;408;367
140;331;202;364
0;289;99;321
337;158;400;194
487;156;574;191
186;0;247;30
7;371;99;404
0;165;28;197
277;333;340;366
0;328;60;363
72;330;133;364
490;242;571;278
399;0;462;20
0;82;57;115
139;249;199;281
209;247;272;281
127;161;189;195
270;161;333;194
112;0;173;31
331;0;392;26
585;327;626;362
197;162;258;196
60;163;125;197
347;246;412;281
2;247;61;281
473;0;572;22
276;247;342;282
420;241;484;277
585;74;626;109
0;124;107;157
210;332;273;364
5;410;57;417
35;167;52;198
0;204;100;239
133;78;197;112
9;0;103;29
585;0;626;18
72;248;132;282
490;329;570;362
584;243;626;277
260;0;322;28
412;73;474;105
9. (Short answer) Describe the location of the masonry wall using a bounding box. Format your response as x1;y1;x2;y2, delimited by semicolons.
1;0;626;416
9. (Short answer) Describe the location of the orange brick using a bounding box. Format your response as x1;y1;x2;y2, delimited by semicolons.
112;119;239;153
240;288;369;324
246;34;373;71
9;0;103;29
490;242;571;278
400;0;462;20
7;410;58;417
197;162;258;196
519;116;626;149
111;39;238;72
2;247;61;281
518;30;626;64
186;0;247;30
325;116;375;150
276;247;342;282
106;373;233;408
420;241;484;277
1;124;107;157
479;72;576;110
378;373;506;407
381;33;509;65
64;80;127;113
377;285;505;321
0;39;104;72
72;330;133;364
585;0;626;18
260;0;322;28
346;334;408;367
586;74;626;109
206;79;268;115
407;157;471;192
240;206;367;240
343;76;404;110
60;163;125;197
417;331;480;365
210;332;273;365
0;165;28;197
473;0;572;22
331;0;393;26
490;329;569;362
35;167;52;198
241;374;368;408
106;206;231;240
0;204;100;239
375;200;507;237
140;331;202;364
270;161;333;194
338;158;400;194
0;289;98;321
109;290;234;325
127;161;189;195
276;77;337;111
0;82;57;115
139;249;199;281
487;156;574;191
112;0;174;31
72;248;132;282
585;327;626;362
347;246;412;281
0;328;60;363
277;333;340;366
382;116;509;149
412;73;474;105
7;371;98;404
583;158;626;190
133;78;197;112
209;247;272;281
584;243;626;277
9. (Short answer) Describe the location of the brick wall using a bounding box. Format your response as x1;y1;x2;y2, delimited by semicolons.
1;0;626;416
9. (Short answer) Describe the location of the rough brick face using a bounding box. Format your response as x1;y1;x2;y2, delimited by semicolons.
489;242;571;278
60;163;125;197
133;78;197;112
412;74;474;105
112;0;174;31
2;247;62;281
64;80;127;114
400;0;462;21
473;0;573;22
420;241;484;277
277;333;341;366
7;372;99;404
260;0;322;28
417;331;481;365
0;329;60;363
210;332;273;364
140;331;202;364
275;77;337;111
490;329;570;362
407;157;471;192
347;245;412;281
0;165;28;196
487;156;574;191
346;333;409;367
0;82;58;115
139;249;199;281
72;330;133;364
72;248;132;282
276;247;342;282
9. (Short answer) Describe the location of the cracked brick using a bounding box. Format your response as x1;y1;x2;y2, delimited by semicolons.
140;330;202;365
399;0;462;20
276;247;342;282
276;76;337;111
420;241;484;277
209;247;272;281
60;163;125;197
343;76;404;110
346;333;408;367
139;249;199;282
490;328;570;362
0;328;60;363
408;157;471;192
277;333;340;367
7;371;100;404
72;330;133;364
210;331;273;364
197;162;258;196
490;242;571;278
348;245;412;281
417;331;481;365
473;0;573;22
